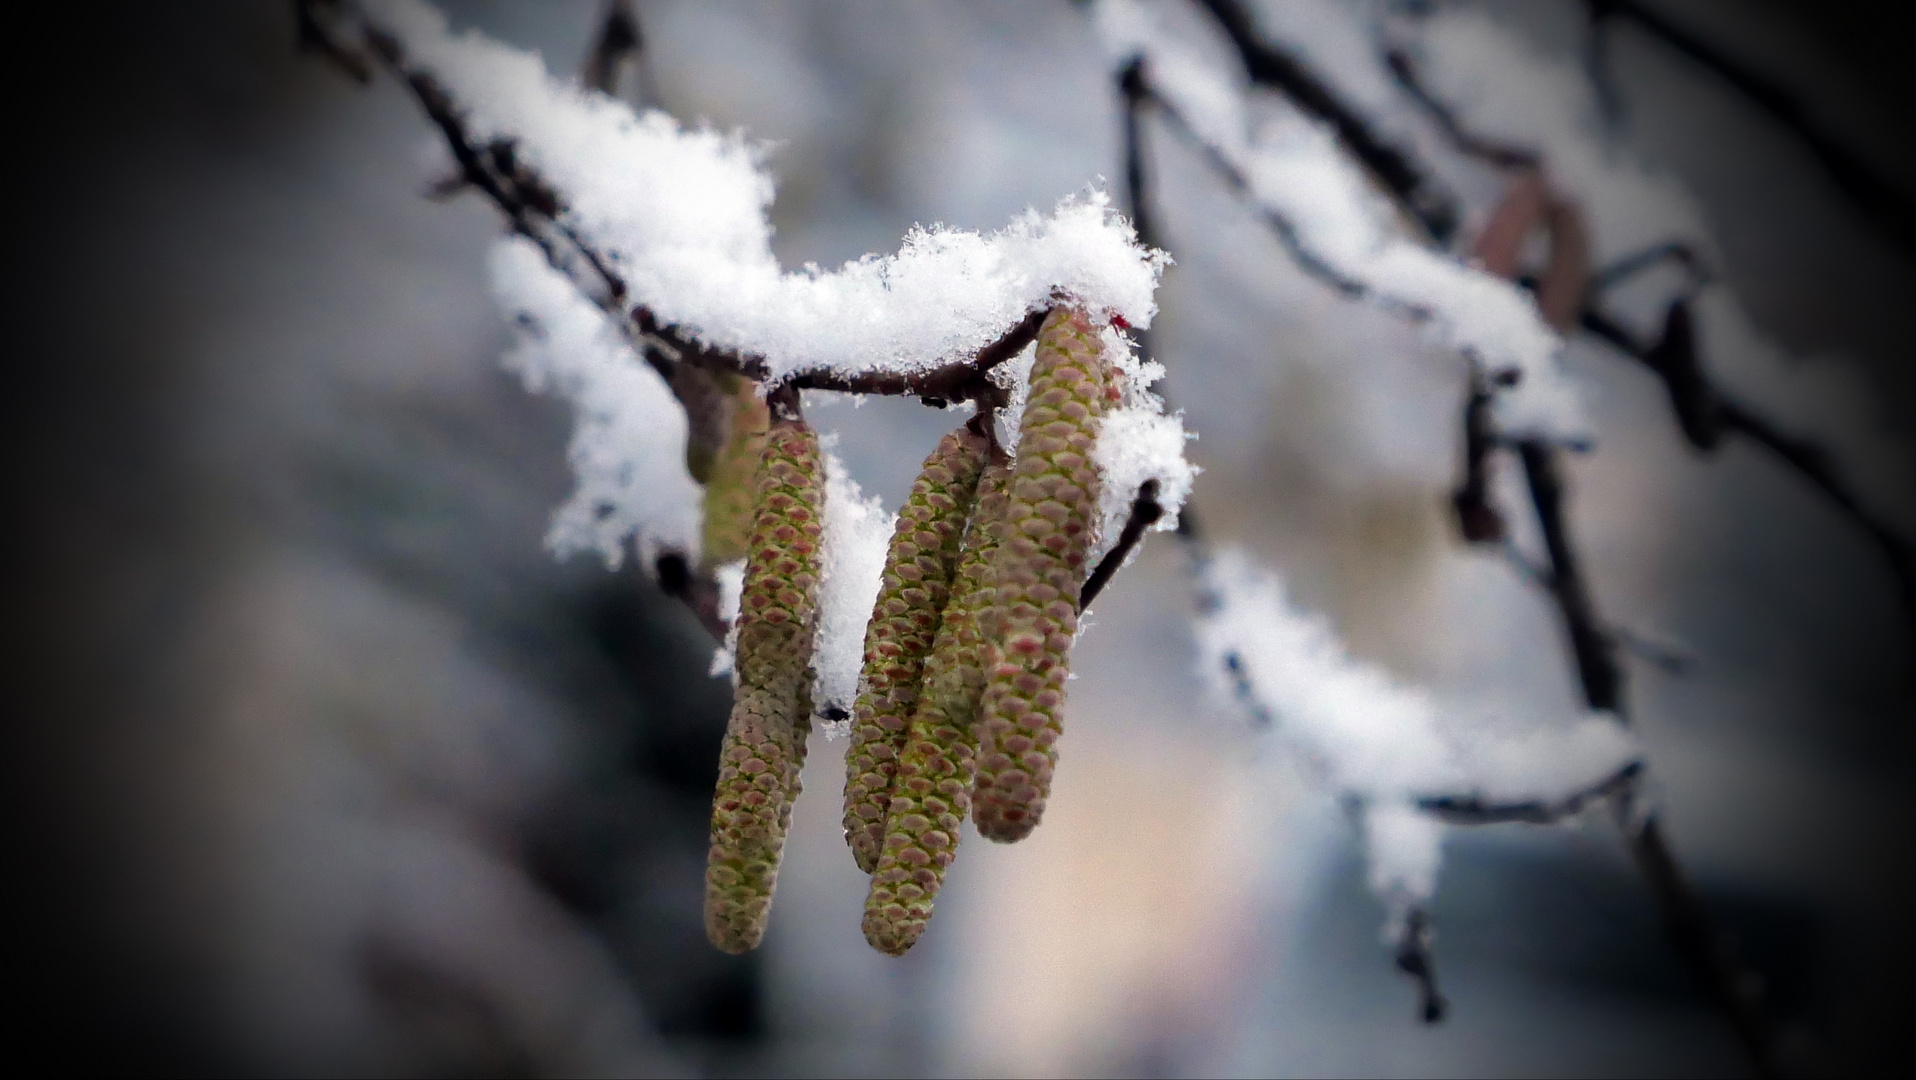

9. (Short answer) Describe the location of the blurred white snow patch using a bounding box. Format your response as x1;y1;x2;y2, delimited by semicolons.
487;237;701;570
369;1;1165;382
1362;801;1445;909
1193;548;1463;798
707;559;746;682
1194;549;1646;921
813;442;895;723
1450;714;1640;807
1091;0;1588;441
1092;326;1199;560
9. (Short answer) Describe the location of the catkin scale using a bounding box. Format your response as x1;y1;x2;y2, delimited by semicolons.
971;307;1113;844
861;455;1011;954
842;427;990;872
704;418;823;953
700;378;772;570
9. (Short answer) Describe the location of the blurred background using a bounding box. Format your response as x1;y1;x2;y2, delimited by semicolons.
6;1;1913;1075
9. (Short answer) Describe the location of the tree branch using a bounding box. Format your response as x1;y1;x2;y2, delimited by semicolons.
1384;48;1538;171
1081;480;1163;608
1392;908;1449;1024
1122;17;1782;1060
1587;0;1916;257
1417;760;1642;825
1451;368;1509;544
1194;0;1459;244
1581;304;1916;624
325;1;1062;412
580;0;640;96
1396;40;1916;633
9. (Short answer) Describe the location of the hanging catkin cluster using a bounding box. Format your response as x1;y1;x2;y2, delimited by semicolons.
704;415;823;954
697;307;1118;958
861;454;1011;954
842;426;992;872
851;305;1114;955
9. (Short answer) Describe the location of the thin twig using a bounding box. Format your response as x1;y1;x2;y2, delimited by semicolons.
1581;305;1916;623
1195;0;1459;244
337;4;1061;411
1081;480;1164;608
1395;38;1916;634
1384;48;1537;170
1451;368;1508;544
1392;908;1449;1023
1417;760;1642;825
580;0;640;96
1587;0;1916;256
653;551;728;642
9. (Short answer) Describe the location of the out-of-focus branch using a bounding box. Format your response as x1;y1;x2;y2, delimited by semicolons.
1586;0;1916;256
1515;440;1624;713
1194;0;1460;244
1384;48;1537;171
653;551;727;642
1626;812;1775;1076
1581;304;1916;623
580;0;640;96
1142;87;1367;298
310;0;1058;413
1395;36;1916;633
1451;369;1508;544
1418;760;1641;825
1392;908;1448;1024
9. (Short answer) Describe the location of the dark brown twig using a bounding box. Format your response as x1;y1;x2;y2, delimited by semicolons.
1081;480;1164;608
1586;0;1916;257
1580;305;1916;624
1418;760;1642;825
1195;0;1459;244
1451;369;1508;544
580;0;640;96
1384;48;1537;171
336;4;1065;412
653;551;728;642
1393;908;1449;1023
1397;38;1916;635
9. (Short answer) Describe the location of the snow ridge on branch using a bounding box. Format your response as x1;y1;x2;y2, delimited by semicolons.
368;0;1167;385
1191;549;1640;924
1091;0;1589;442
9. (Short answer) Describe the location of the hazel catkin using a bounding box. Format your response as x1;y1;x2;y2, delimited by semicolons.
704;417;823;953
699;376;772;570
842;425;990;873
971;307;1114;844
861;454;1011;954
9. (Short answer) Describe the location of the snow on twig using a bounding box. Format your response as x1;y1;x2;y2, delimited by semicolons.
1091;0;1589;442
1190;548;1639;919
1393;5;1916;547
490;236;702;569
363;0;1167;387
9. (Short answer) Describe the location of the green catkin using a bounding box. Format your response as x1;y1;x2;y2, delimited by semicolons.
861;455;1012;955
704;417;823;953
699;378;771;570
842;426;990;873
971;307;1115;844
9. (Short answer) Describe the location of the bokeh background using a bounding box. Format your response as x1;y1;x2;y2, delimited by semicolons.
7;1;1914;1075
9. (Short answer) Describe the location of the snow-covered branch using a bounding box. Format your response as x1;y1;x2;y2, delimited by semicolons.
1092;0;1590;442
